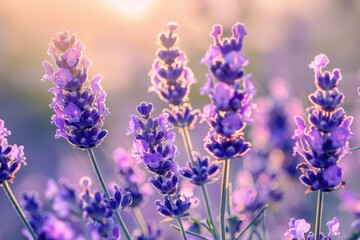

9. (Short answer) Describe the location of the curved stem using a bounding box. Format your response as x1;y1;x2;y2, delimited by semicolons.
131;207;149;238
220;160;230;240
314;190;324;240
87;148;132;240
180;126;218;239
3;181;37;240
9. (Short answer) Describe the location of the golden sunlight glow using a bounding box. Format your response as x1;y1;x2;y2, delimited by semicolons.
111;0;155;16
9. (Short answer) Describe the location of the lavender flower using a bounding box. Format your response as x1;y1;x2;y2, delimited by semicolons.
45;178;82;218
21;192;75;239
149;22;196;107
293;54;353;193
149;22;199;129
0;119;26;185
128;102;194;220
112;147;152;208
41;31;109;149
80;177;120;240
180;154;219;185
285;217;340;240
232;151;283;216
155;194;192;219
201;23;255;160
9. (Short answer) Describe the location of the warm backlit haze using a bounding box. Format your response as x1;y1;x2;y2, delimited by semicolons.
0;1;360;239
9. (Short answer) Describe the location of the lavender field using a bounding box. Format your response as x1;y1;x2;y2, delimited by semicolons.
1;1;360;239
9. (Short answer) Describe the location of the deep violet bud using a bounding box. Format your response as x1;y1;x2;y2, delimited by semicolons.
204;131;250;159
108;185;133;211
137;102;153;119
42;31;109;149
180;154;219;185
149;22;196;106
293;54;352;193
0;119;26;185
165;104;200;129
155;194;194;219
150;172;179;195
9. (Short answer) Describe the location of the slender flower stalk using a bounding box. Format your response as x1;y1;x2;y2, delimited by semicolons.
4;181;37;239
314;191;324;240
220;160;230;240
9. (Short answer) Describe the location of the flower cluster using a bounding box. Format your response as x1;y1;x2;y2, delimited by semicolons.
0;119;26;185
293;54;353;193
128;102;193;219
80;177;132;239
201;23;255;159
180;154;219;186
284;217;340;240
21;192;75;239
149;22;199;128
41;31;109;149
113;147;152;208
232;151;283;215
251;78;303;176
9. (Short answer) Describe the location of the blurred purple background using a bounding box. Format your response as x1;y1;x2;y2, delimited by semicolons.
1;0;360;239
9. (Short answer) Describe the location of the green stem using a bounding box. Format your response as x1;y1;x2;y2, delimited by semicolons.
87;148;132;240
3;181;37;240
131;207;149;238
177;217;188;240
220;160;230;240
350;146;360;152
235;204;269;240
201;184;218;239
181;127;194;165
181;126;218;239
171;224;212;240
314;190;324;240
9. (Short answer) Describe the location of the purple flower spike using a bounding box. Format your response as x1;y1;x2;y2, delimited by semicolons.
202;23;255;162
42;31;109;149
293;54;352;193
150;23;196;107
0;120;26;185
